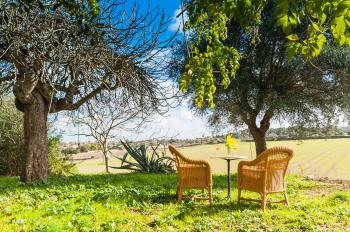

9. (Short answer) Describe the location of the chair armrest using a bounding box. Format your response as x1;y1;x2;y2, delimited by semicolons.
180;155;211;166
238;160;259;171
238;160;254;167
237;152;267;170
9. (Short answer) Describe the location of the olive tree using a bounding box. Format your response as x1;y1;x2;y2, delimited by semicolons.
0;99;75;176
180;0;350;108
171;4;350;155
0;1;173;182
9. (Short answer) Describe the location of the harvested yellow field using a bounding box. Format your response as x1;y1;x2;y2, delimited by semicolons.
178;139;350;179
75;139;350;180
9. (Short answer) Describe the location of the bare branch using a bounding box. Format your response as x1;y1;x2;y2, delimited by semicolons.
0;74;14;84
0;1;178;114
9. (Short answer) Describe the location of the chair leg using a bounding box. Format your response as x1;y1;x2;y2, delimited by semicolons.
208;187;213;206
177;188;183;203
261;193;267;211
237;188;241;204
284;191;290;206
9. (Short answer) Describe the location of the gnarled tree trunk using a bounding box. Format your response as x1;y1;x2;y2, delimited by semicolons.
248;118;271;156
246;110;272;156
20;90;49;183
251;131;267;155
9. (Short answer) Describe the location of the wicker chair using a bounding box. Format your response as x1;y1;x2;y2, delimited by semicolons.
237;146;293;211
168;145;213;205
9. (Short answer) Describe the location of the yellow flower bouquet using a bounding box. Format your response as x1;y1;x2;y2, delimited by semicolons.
225;134;238;155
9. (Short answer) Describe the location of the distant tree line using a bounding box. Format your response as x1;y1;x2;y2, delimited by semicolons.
62;126;350;153
238;127;350;141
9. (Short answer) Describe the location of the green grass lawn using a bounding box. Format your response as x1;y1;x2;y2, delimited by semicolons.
0;174;349;231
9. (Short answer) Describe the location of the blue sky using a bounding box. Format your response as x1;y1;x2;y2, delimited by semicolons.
59;0;215;142
57;1;350;142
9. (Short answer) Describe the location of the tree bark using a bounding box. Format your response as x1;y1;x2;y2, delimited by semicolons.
248;123;268;156
20;90;49;183
102;143;110;173
246;109;272;156
252;131;267;156
104;154;110;174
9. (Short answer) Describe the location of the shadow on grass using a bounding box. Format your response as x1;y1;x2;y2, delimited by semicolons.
0;173;177;192
0;173;235;191
174;201;263;218
0;173;278;213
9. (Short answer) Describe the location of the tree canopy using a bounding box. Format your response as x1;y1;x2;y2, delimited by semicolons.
172;2;350;155
180;0;350;108
0;1;173;182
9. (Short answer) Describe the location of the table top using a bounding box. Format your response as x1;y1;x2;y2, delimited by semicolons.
211;155;247;160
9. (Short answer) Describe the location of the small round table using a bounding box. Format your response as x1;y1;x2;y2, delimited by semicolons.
211;156;247;199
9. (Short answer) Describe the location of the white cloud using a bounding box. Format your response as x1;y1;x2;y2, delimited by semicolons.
111;104;212;141
55;103;212;143
169;6;188;32
146;105;210;139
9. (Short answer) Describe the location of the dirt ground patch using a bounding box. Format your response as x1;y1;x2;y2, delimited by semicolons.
72;149;124;161
72;149;128;174
303;176;350;197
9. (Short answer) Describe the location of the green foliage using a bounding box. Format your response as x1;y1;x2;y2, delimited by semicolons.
181;0;256;108
0;101;24;176
48;136;76;176
276;0;350;59
114;141;175;174
62;143;100;154
0;174;349;231
87;143;100;151
175;2;350;156
182;0;350;107
0;100;76;176
181;0;269;108
79;145;89;153
62;147;79;155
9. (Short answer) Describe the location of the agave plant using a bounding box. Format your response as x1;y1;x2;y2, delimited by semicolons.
112;140;175;173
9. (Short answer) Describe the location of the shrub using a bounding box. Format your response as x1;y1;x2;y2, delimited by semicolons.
0;100;76;176
87;143;100;151
113;140;175;174
62;147;79;155
0;101;24;176
79;145;89;153
48;136;77;176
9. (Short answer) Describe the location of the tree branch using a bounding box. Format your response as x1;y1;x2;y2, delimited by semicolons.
0;74;14;84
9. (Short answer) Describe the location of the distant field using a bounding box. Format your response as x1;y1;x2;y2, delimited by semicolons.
75;138;350;180
73;150;127;174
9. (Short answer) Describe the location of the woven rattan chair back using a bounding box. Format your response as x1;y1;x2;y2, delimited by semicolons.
169;145;187;170
168;145;213;205
237;146;293;210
